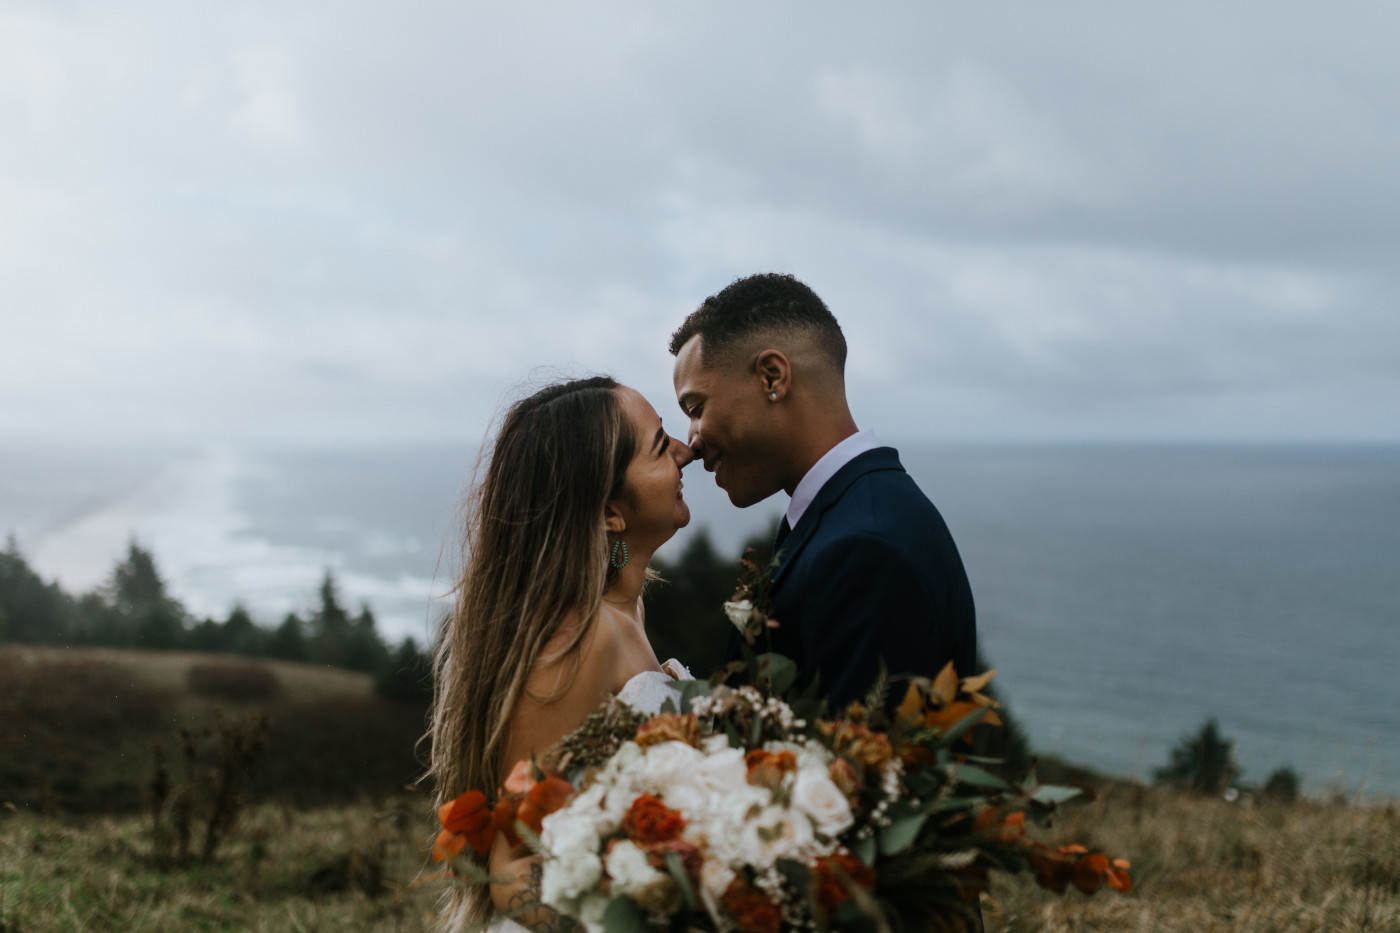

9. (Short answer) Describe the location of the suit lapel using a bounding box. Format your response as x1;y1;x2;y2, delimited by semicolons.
772;447;904;584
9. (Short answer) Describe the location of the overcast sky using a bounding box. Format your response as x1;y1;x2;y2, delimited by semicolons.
3;1;1398;449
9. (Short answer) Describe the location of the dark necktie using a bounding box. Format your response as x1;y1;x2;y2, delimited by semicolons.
774;516;792;552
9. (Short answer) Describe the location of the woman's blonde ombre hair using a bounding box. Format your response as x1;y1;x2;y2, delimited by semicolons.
429;376;635;929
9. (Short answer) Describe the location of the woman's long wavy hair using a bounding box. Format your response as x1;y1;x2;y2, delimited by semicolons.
429;376;634;930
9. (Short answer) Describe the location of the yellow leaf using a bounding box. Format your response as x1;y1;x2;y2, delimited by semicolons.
960;669;997;694
896;682;924;723
932;662;958;706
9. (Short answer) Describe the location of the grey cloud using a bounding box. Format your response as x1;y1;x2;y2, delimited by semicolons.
1;0;1398;447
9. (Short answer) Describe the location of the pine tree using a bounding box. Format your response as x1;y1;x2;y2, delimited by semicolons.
267;613;309;662
1154;717;1240;794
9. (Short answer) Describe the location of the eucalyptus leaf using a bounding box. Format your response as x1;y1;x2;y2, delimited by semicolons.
758;653;798;695
775;858;813;893
878;809;930;855
724;719;742;747
602;896;646;933
852;833;877;866
953;764;1012;790
677;680;708;713
1031;784;1083;805
664;851;696;911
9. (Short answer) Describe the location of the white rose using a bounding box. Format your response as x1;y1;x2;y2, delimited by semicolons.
698;785;770;865
739;803;817;869
539;811;603;905
576;893;611;933
600;784;636;833
605;839;683;915
540;849;602;908
723;599;755;631
540;806;600;859
598;741;643;786
635;741;704;796
605;839;667;893
701;734;732;755
765;738;834;773
693;745;747;793
791;767;854;838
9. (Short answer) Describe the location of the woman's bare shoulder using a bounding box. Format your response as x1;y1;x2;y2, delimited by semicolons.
501;610;618;773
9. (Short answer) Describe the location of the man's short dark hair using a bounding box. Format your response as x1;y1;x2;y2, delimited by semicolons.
668;273;847;372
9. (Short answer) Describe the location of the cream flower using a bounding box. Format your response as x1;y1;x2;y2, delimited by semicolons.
634;741;705;797
791;767;855;838
723;599;755;630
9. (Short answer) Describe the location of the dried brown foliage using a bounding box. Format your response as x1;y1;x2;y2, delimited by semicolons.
980;784;1400;932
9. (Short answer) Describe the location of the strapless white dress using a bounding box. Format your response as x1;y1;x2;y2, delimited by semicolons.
614;657;694;714
486;659;693;933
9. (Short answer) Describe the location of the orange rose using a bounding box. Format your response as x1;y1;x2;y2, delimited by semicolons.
812;850;876;913
828;758;861;800
819;721;894;769
744;749;797;789
622;794;686;844
635;713;700;749
720;878;782;933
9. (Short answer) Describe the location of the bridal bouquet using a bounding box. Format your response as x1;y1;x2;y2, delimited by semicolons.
436;655;1130;933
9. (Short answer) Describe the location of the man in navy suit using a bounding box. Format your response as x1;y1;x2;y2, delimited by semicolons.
669;273;977;710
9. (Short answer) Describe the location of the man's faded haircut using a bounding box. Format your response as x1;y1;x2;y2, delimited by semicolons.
668;273;847;373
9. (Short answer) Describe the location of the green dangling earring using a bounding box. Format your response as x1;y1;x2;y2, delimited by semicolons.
610;539;630;570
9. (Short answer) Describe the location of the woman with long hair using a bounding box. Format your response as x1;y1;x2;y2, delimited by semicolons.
430;376;695;932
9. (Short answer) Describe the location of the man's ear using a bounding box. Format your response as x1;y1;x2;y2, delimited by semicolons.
754;349;791;401
603;502;627;534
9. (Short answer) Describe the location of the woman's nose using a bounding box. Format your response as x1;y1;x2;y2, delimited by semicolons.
671;434;696;468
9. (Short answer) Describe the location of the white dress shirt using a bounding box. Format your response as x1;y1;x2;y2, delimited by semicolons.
785;429;880;530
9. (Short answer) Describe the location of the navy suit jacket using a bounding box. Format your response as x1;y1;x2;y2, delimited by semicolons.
730;447;977;710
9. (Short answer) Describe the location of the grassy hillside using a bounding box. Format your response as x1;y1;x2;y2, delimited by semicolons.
3;785;1396;931
4;645;1397;931
0;645;430;814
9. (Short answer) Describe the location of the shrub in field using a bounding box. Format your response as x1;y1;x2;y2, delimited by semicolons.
1261;765;1301;803
148;709;271;867
187;661;281;701
1153;716;1239;795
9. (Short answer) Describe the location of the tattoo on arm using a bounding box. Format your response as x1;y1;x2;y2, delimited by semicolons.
503;861;581;933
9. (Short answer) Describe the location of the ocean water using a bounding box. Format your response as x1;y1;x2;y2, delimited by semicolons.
2;442;1396;798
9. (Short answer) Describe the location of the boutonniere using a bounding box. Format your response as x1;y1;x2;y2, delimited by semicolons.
723;547;782;645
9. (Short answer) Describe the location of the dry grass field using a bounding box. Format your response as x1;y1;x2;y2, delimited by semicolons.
981;786;1400;933
1;798;446;931
2;786;1396;932
3;644;1396;931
